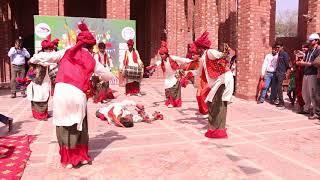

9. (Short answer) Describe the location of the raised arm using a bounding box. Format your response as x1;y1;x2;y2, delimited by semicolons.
170;55;192;64
22;48;30;58
8;47;16;58
29;49;66;65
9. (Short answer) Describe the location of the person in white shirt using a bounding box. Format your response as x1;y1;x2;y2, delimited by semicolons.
92;42;115;103
258;46;278;103
8;38;30;98
120;39;144;96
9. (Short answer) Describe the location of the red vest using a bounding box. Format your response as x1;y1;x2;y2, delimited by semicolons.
56;48;96;93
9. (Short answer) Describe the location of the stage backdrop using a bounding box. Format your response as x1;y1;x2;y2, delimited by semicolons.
34;15;136;85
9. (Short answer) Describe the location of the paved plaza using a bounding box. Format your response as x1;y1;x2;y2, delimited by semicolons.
1;79;320;179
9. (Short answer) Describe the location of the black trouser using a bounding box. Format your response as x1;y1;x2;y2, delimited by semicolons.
0;114;10;125
287;89;296;105
275;72;286;104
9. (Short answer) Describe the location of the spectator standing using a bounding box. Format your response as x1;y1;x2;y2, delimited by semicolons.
7;37;30;98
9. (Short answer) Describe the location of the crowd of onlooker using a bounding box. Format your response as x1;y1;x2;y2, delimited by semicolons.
258;33;320;119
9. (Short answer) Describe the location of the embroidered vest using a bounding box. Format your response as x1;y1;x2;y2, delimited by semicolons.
205;52;230;79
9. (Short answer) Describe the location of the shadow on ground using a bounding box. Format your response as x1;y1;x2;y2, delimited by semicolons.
89;130;126;159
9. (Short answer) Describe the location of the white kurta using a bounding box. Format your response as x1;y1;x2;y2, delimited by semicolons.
98;100;136;124
26;73;50;102
29;48;114;131
199;49;234;103
94;51;113;69
120;49;143;70
156;55;192;89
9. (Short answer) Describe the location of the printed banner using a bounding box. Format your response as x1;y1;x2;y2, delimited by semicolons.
34;15;136;85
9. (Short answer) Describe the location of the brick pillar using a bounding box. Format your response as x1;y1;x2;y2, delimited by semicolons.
166;0;190;56
307;0;320;36
236;0;272;100
0;0;14;84
39;0;63;15
217;0;237;50
194;0;218;49
106;0;130;19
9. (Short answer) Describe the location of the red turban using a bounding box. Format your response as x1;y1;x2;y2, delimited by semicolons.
194;31;211;49
158;41;169;54
76;22;96;45
51;39;59;46
41;40;54;49
189;43;197;54
127;39;134;46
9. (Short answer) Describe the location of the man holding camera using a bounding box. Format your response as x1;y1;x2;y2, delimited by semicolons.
7;38;30;98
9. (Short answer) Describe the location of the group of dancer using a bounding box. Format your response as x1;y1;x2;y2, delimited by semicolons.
25;21;234;168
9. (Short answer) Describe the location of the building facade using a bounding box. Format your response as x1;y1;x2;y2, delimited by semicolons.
0;0;319;100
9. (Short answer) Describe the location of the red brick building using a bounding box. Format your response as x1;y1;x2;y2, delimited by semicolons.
0;0;319;100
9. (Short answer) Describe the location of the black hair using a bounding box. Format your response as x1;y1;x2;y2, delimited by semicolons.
98;42;106;49
275;41;283;47
120;118;134;128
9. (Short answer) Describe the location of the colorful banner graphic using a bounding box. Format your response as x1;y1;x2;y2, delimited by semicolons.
34;15;136;85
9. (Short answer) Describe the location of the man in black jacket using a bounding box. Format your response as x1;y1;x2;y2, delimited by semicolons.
270;41;290;107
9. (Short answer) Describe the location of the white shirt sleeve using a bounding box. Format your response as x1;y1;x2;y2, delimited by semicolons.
170;55;192;64
94;59;114;82
93;53;99;62
22;48;30;58
29;49;66;66
206;49;224;60
8;47;16;58
261;54;270;76
155;60;162;66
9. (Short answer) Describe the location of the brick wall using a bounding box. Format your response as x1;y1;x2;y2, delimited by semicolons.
236;0;273;100
194;0;218;49
0;0;14;85
307;0;320;35
106;0;130;19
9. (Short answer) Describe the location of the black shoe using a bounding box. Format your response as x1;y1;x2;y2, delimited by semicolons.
8;118;13;132
257;101;264;104
276;103;284;107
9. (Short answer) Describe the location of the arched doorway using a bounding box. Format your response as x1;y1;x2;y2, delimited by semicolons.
130;0;166;70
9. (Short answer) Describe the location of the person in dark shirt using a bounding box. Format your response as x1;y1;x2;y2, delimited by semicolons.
270;41;290;107
297;33;320;119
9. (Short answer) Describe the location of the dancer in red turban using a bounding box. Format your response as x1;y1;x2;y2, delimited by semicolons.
29;21;114;168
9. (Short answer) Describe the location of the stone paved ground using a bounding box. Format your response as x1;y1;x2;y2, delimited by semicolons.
1;79;320;179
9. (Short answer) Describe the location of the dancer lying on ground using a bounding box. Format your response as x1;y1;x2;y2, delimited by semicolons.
96;100;163;128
